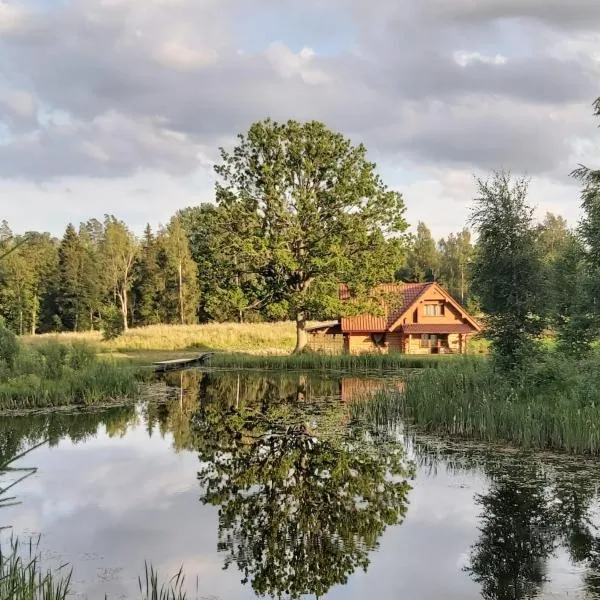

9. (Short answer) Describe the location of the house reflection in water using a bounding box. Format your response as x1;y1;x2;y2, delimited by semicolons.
340;377;405;403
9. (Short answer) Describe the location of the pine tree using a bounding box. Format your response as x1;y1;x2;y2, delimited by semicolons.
55;224;87;331
132;224;163;326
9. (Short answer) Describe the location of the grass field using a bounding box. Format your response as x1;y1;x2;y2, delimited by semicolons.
21;322;300;356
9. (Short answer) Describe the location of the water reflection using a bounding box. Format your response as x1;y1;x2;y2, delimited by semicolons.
1;371;600;599
190;372;413;598
411;440;600;599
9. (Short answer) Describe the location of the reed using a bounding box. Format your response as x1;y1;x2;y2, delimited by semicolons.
351;353;600;455
0;537;72;600
207;351;460;372
0;338;143;410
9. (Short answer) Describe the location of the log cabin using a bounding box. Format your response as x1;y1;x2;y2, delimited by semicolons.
307;282;482;355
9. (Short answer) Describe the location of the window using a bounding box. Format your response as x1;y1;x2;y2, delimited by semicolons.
424;304;443;317
420;334;438;348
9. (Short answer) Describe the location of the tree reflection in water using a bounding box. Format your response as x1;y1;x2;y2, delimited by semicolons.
412;440;600;600
190;371;414;599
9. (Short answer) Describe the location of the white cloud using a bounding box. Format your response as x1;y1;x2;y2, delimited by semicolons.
1;0;599;235
453;51;507;67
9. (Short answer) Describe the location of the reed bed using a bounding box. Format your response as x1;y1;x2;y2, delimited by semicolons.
207;351;460;372
351;354;600;455
0;337;142;410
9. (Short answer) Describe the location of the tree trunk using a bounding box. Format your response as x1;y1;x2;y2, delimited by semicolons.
178;260;184;325
293;312;307;354
120;287;129;332
30;297;37;336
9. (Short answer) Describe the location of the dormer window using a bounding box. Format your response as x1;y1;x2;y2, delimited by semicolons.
424;303;443;317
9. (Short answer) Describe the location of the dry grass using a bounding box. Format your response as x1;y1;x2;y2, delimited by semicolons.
22;322;299;355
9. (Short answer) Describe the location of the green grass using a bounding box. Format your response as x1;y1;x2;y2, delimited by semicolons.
351;353;600;454
0;337;143;410
207;351;465;372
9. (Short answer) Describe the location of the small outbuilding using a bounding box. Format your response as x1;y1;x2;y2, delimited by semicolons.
307;282;481;355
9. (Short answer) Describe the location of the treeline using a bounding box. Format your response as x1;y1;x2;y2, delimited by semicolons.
0;205;572;338
0;209;484;335
0;216;198;336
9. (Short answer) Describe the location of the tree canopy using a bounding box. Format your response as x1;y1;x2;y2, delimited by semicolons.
214;119;409;351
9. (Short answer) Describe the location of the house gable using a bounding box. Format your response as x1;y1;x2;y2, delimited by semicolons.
388;283;481;332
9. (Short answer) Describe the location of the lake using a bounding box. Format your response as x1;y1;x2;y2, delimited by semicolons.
2;370;600;599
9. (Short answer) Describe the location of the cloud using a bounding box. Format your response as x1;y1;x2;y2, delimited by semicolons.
0;0;599;233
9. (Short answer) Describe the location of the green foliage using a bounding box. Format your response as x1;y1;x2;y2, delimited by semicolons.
402;222;440;282
0;326;19;369
469;172;546;372
0;537;72;600
438;229;474;305
548;234;596;355
0;339;141;409
214;118;409;351
101;304;125;341
208;351;456;372
193;374;413;598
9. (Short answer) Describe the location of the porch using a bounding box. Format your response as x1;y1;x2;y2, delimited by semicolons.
401;324;474;355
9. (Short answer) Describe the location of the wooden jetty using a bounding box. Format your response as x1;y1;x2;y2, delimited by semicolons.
153;352;214;373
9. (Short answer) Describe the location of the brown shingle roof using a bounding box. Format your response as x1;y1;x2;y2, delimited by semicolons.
340;282;433;333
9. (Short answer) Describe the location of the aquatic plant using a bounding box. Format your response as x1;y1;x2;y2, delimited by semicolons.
207;351;458;373
351;353;600;454
0;333;143;410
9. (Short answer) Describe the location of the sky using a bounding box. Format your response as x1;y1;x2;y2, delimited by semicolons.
1;0;600;238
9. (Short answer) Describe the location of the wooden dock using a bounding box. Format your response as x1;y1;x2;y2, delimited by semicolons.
153;352;214;373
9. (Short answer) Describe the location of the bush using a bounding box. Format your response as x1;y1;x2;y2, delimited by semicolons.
101;305;125;341
0;326;19;370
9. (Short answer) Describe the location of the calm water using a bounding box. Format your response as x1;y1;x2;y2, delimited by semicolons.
2;370;600;600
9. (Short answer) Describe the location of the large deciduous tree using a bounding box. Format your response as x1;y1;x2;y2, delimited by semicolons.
469;172;545;371
214;119;408;352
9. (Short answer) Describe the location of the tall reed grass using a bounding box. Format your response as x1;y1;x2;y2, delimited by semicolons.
351;354;600;454
0;337;142;410
207;352;459;372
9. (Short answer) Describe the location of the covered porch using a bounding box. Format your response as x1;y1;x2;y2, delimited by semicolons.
400;324;475;354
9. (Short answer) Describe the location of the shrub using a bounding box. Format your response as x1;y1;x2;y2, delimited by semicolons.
101;305;125;341
0;326;19;370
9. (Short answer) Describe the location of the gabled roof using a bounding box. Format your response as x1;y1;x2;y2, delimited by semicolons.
340;282;433;333
338;282;482;334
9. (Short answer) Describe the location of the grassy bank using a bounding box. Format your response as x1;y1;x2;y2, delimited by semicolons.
0;334;142;410
352;354;600;454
